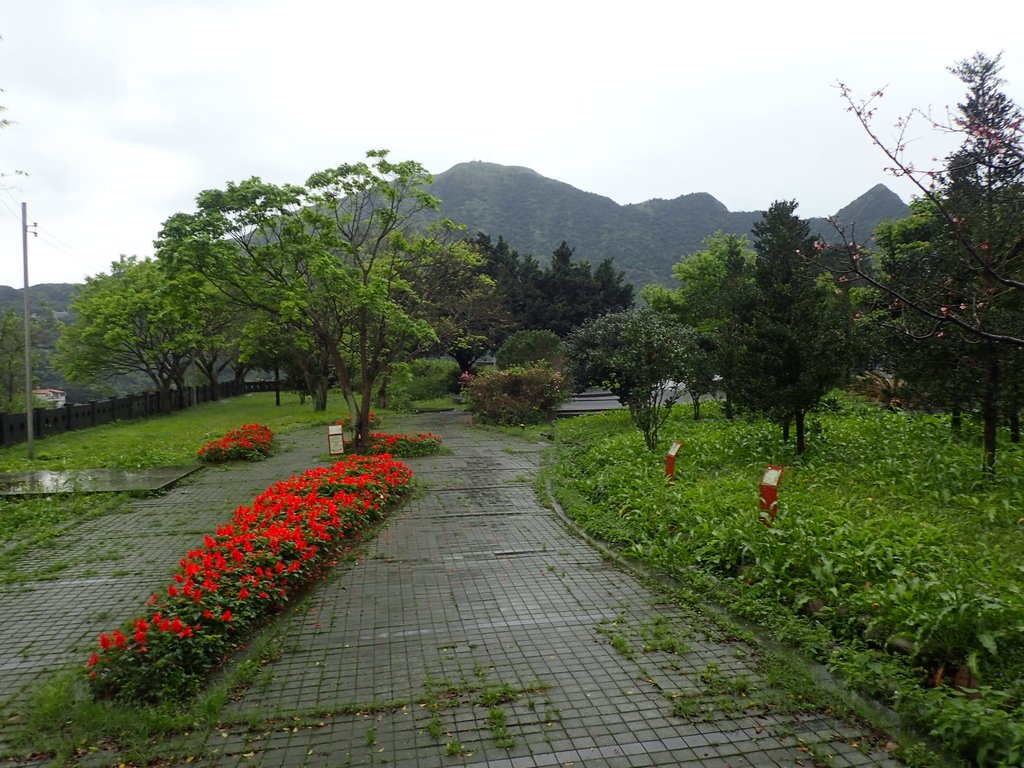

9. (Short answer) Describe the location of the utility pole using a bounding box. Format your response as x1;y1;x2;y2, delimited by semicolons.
22;202;37;459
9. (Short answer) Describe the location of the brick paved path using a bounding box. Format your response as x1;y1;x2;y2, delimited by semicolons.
0;412;905;767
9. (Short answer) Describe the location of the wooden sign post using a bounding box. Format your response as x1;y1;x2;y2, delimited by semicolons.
327;424;345;456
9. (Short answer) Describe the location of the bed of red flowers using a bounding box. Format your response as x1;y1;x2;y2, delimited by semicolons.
196;423;274;463
85;453;413;703
367;431;443;457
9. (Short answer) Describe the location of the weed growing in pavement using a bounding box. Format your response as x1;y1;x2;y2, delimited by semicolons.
445;739;466;756
637;615;691;656
543;705;561;724
427;714;444;740
487;706;515;748
476;682;519;707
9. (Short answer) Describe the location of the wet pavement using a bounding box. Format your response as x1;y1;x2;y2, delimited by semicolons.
0;412;904;767
0;466;200;495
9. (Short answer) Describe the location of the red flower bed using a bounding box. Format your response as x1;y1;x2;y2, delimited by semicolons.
85;453;412;703
197;423;274;463
367;432;442;457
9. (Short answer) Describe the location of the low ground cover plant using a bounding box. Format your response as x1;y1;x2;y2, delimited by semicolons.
548;396;1024;767
85;453;413;703
196;423;274;463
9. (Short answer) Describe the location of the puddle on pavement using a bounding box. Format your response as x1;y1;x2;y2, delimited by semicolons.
0;466;201;495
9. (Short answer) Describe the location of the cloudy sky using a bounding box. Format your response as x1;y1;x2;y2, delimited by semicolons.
1;1;1021;288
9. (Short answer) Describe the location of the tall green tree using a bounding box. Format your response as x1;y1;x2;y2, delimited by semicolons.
645;232;757;418
407;239;508;373
158;150;470;451
733;201;849;453
56;257;198;413
0;308;25;410
838;53;1024;473
473;235;634;339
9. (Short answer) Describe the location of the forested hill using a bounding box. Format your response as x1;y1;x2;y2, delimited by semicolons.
0;283;79;316
430;161;910;288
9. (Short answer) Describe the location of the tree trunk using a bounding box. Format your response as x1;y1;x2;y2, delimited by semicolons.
1010;409;1020;444
795;410;806;455
376;374;390;409
782;417;791;443
158;381;173;415
951;407;962;433
354;388;374;454
690;393;702;420
982;348;999;477
274;365;281;407
451;349;477;374
313;375;328;412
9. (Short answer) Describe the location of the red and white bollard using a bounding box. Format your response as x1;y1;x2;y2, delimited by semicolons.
759;465;784;526
665;441;682;481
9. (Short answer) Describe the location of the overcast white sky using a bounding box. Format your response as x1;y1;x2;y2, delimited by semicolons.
1;1;1021;288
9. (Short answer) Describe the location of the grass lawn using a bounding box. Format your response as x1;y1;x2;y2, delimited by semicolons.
0;391;346;473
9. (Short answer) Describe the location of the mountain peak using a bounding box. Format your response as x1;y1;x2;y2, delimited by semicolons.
832;184;908;230
439;160;543;178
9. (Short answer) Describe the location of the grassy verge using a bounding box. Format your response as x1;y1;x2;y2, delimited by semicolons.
546;395;1024;768
0;391;344;474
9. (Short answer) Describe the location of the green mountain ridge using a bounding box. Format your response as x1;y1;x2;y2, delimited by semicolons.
431;161;910;288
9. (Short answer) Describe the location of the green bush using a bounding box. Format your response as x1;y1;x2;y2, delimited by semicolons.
495;330;563;370
385;359;461;409
407;358;461;399
465;366;571;425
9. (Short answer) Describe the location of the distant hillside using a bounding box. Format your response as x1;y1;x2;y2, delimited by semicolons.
0;283;79;316
430;162;910;288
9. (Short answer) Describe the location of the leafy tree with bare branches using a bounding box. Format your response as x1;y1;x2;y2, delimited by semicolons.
835;52;1024;473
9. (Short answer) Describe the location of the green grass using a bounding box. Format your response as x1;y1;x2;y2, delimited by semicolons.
0;391;343;473
548;395;1024;767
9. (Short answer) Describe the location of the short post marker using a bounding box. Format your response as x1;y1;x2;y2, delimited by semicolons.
758;465;784;526
665;440;682;481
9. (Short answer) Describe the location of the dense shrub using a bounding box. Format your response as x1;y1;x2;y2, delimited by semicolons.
495;330;563;370
465;366;571;425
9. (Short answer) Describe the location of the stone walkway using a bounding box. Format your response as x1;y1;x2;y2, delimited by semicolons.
0;412;905;767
